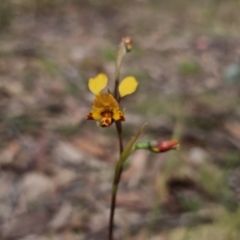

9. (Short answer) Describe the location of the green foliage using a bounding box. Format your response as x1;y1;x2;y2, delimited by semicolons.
186;117;216;131
5;115;41;133
23;0;66;14
38;57;59;77
179;194;202;212
102;47;117;62
55;124;80;136
225;152;240;169
134;96;164;116
0;0;13;29
178;60;201;77
199;163;225;195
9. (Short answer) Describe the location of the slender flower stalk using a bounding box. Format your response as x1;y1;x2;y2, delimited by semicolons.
114;37;133;101
109;37;133;240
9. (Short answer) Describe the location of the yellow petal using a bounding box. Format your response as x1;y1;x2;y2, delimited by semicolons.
93;94;119;109
118;76;138;97
86;109;102;120
88;73;108;95
113;109;125;121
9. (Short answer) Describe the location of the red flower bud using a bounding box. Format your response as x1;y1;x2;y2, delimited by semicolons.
134;140;179;153
149;140;179;153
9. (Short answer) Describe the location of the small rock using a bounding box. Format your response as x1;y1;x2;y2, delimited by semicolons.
1;209;51;239
19;235;48;240
21;173;55;203
223;62;240;85
0;172;13;199
49;203;73;230
52;167;77;188
90;211;108;232
0;173;16;220
189;147;208;165
0;141;20;165
53;141;84;166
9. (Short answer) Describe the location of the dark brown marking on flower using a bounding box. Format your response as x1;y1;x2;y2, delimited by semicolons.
86;112;94;120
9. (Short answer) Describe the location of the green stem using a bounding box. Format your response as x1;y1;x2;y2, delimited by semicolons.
108;184;117;240
108;121;123;240
115;121;123;154
108;37;132;240
114;78;120;103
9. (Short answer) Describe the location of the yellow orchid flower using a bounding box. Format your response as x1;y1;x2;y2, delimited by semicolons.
86;73;138;127
86;93;125;127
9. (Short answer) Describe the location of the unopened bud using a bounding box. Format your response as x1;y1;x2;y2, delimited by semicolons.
122;37;132;53
134;140;179;153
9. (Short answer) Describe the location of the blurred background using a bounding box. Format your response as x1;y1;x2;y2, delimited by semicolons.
1;0;240;239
